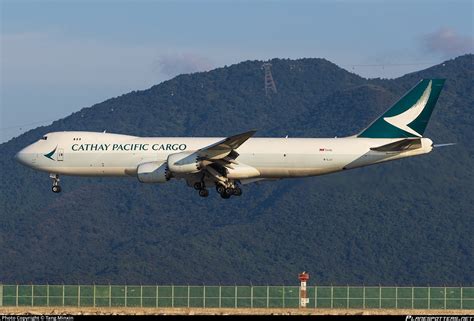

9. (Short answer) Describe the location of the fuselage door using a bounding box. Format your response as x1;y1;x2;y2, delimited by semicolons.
57;148;64;161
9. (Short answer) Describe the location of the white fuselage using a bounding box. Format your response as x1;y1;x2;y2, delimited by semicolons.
16;131;433;180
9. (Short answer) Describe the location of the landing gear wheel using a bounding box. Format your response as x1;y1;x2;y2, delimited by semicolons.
216;185;225;194
194;182;204;190
198;189;209;197
225;188;234;195
233;187;242;196
50;173;61;193
220;191;231;199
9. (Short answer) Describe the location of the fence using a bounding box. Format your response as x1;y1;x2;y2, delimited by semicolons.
0;285;473;309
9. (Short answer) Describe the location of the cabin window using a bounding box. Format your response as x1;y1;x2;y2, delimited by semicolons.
41;136;47;140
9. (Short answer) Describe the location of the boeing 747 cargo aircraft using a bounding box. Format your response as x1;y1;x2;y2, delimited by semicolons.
16;79;449;198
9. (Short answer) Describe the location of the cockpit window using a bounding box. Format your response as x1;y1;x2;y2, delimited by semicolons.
41;136;48;140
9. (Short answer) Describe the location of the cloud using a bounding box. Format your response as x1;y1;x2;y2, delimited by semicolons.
156;53;214;78
421;27;473;58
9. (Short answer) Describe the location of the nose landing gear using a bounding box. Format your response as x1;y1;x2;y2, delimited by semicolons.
50;173;61;193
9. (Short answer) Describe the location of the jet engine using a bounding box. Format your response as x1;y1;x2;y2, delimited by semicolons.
167;152;203;174
137;161;170;183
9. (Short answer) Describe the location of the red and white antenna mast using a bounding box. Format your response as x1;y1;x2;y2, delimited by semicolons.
298;272;310;308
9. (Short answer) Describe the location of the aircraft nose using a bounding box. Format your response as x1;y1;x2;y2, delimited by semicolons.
15;148;31;166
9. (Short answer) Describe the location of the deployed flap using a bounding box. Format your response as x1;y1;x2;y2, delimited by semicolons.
370;138;422;152
198;130;257;160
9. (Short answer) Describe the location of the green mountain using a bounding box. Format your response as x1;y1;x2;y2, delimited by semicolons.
1;55;472;285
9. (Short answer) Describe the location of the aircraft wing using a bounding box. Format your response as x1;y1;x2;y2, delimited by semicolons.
197;130;257;160
193;130;258;182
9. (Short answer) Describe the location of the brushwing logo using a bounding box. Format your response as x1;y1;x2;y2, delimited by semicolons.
44;146;57;160
383;80;432;137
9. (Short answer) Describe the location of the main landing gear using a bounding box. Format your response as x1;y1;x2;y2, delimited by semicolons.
216;183;242;199
193;180;242;199
194;181;209;198
50;173;61;193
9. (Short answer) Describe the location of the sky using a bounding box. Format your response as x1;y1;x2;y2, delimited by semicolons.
1;0;473;143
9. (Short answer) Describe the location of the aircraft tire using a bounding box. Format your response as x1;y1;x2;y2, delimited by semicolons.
216;185;225;194
52;185;61;193
199;189;209;197
220;191;231;199
233;187;242;196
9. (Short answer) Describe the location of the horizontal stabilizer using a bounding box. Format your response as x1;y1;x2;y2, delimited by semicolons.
370;139;422;152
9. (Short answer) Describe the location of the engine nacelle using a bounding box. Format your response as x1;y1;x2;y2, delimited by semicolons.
137;161;170;183
167;152;202;174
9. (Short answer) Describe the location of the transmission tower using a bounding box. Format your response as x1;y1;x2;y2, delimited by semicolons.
262;62;277;96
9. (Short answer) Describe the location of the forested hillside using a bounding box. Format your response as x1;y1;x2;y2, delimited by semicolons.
1;54;472;285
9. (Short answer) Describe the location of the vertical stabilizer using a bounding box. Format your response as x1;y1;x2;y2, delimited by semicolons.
358;79;445;138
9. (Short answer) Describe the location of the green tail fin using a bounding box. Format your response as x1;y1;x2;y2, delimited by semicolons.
358;79;445;138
